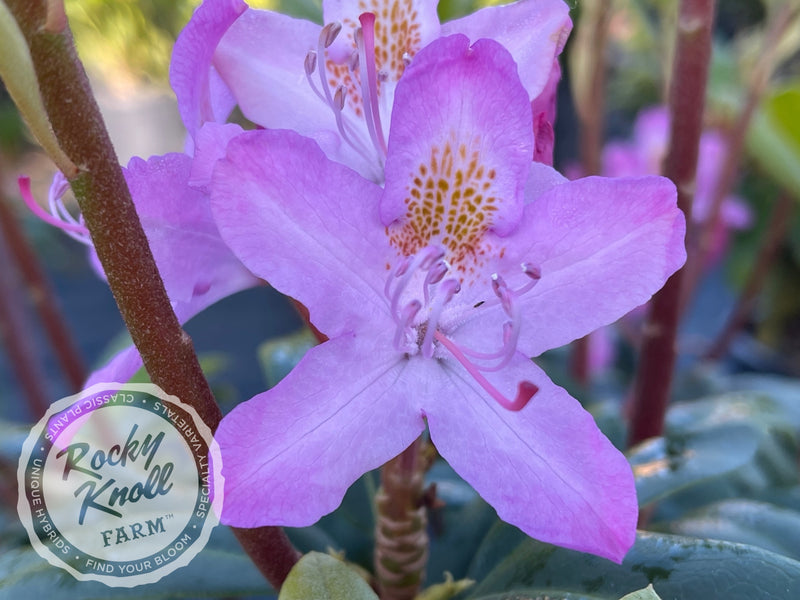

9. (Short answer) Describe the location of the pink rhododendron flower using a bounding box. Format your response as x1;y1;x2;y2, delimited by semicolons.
172;0;571;179
21;156;257;386
603;106;751;264
210;35;686;563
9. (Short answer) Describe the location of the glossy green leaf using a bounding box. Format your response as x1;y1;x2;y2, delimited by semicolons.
658;499;800;561
278;552;378;600
417;572;475;600
464;525;800;600
0;527;272;598
619;584;661;600
747;99;800;201
764;86;800;155
628;423;760;507
272;0;322;22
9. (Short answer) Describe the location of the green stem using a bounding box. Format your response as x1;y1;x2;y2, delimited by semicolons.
4;0;299;587
628;0;716;447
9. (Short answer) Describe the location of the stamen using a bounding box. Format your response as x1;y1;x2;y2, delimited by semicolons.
18;176;92;247
423;259;448;304
316;32;342;127
460;267;540;370
393;299;421;350
333;85;346;111
421;279;460;358
320;21;342;48
435;330;538;412
387;246;444;318
515;263;542;295
306;40;373;166
356;13;388;158
304;50;317;76
491;273;514;317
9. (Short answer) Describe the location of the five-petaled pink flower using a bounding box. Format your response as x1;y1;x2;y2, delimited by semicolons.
210;34;686;563
171;0;572;178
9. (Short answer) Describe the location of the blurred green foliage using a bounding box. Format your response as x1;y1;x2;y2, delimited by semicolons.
64;0;282;87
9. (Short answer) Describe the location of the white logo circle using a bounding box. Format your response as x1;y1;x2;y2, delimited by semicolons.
17;382;224;587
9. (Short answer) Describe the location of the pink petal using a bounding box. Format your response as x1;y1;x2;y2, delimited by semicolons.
189;121;244;193
323;0;440;71
442;0;572;101
170;0;246;142
217;333;425;527
210;129;395;339
423;353;637;562
124;153;257;306
601;142;643;178
462;175;685;357
85;346;143;388
213;9;378;178
524;161;567;199
632;106;669;172
85;154;259;387
381;35;533;239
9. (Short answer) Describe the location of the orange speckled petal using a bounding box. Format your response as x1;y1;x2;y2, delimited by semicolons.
381;35;533;274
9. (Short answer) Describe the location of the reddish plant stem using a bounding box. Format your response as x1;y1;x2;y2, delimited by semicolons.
0;218;50;417
704;193;793;360
571;0;612;385
0;190;86;391
680;4;798;313
628;0;716;447
6;0;299;587
375;437;428;600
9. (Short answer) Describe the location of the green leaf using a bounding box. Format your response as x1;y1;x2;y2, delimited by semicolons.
628;423;760;507
0;526;273;598
464;525;800;599
271;0;322;23
657;499;800;561
278;552;378;600
747;87;800;201
417;572;475;600
619;584;662;600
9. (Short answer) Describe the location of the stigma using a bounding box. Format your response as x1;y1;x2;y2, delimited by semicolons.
385;245;542;411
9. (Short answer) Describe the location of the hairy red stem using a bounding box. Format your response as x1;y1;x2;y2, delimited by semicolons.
628;0;716;447
680;4;798;313
5;0;299;586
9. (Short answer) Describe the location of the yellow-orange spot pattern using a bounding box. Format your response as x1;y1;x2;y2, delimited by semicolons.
326;0;422;116
389;137;499;273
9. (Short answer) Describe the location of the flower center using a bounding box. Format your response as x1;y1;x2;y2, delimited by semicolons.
385;245;541;411
387;134;501;275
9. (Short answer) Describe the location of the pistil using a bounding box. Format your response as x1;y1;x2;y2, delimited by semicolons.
384;245;541;411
